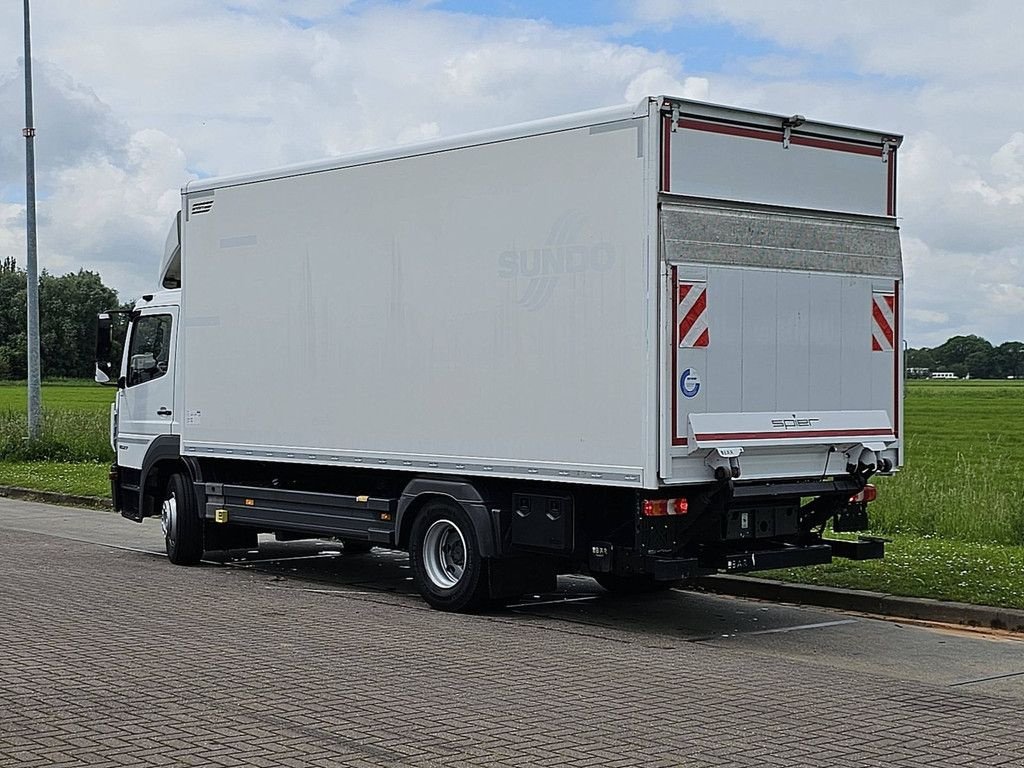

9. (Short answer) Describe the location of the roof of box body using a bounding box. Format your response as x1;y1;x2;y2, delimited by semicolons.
184;96;902;195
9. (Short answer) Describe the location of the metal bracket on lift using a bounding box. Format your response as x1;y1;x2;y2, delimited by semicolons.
844;443;893;477
708;446;743;480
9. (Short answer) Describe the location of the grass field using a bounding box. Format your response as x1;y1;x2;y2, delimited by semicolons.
0;461;110;498
0;380;116;412
771;532;1024;610
1;378;1023;607
0;382;113;463
870;380;1024;545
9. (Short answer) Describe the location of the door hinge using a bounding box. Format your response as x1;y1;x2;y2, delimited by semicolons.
781;114;805;149
881;137;898;163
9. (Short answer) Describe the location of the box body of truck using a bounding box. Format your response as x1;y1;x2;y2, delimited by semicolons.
99;96;903;610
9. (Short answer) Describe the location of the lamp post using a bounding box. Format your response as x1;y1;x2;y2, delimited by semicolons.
23;0;42;440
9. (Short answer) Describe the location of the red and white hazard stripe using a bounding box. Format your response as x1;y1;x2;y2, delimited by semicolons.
678;282;709;348
872;292;895;352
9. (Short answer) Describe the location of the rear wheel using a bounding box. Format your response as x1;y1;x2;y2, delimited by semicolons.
161;472;203;565
410;501;489;612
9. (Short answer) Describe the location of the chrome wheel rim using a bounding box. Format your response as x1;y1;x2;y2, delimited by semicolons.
161;493;177;540
422;519;466;589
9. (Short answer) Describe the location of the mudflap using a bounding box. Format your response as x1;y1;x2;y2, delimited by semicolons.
110;464;123;515
588;543;703;582
826;536;886;561
833;502;870;532
204;521;259;552
488;558;558;600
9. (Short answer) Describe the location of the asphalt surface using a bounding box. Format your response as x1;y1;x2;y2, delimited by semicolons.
2;497;1023;767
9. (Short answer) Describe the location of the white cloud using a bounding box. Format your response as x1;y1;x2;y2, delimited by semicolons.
907;308;949;326
0;204;25;263
631;1;1024;83
622;1;1024;346
624;67;709;103
0;1;1021;345
991;132;1024;190
0;3;692;303
0;57;191;301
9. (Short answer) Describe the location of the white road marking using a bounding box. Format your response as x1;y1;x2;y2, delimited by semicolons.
507;595;601;609
743;619;859;636
949;670;1024;687
690;618;858;642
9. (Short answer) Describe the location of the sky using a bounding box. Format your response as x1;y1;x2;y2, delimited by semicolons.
0;0;1022;348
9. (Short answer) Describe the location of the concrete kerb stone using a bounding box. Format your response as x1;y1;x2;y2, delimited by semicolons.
878;594;1024;632
694;574;1024;633
0;485;111;511
5;487;1023;633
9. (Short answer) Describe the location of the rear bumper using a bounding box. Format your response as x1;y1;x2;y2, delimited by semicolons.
705;544;832;573
588;537;883;581
697;536;885;574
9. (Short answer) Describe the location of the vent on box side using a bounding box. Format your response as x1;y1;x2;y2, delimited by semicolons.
190;199;214;216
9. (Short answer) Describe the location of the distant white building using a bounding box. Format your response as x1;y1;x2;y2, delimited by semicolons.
930;371;958;380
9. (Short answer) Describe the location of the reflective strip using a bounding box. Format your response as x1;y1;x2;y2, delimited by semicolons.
872;292;895;351
678;282;709;348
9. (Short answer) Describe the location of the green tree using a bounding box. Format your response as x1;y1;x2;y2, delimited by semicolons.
932;335;994;378
905;346;936;371
39;269;120;379
997;341;1024;379
0;261;121;380
0;257;28;379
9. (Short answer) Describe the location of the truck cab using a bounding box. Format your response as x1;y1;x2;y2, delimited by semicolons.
97;290;180;520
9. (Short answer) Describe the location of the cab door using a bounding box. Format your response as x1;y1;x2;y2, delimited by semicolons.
115;307;178;471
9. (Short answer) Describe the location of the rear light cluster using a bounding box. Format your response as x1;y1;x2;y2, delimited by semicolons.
642;497;689;517
849;484;877;504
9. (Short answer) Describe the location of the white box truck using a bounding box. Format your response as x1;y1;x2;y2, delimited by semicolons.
95;95;904;611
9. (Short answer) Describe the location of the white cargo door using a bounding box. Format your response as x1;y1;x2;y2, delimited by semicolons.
659;201;902;484
661;111;898;217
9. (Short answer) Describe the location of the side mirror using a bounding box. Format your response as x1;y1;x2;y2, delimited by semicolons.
95;312;120;386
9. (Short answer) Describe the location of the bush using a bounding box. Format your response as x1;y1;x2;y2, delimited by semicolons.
0;408;113;463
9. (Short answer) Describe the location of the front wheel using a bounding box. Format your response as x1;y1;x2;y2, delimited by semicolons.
161;472;203;565
409;501;489;612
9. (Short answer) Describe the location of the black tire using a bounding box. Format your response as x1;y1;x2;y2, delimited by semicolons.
340;539;374;555
161;472;204;565
409;501;489;612
593;573;678;594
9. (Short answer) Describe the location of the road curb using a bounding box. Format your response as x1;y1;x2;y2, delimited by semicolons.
0;485;111;511
693;574;1024;632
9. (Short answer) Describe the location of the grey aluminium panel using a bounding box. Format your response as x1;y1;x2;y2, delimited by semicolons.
658;198;903;485
660;198;902;278
180;117;650;488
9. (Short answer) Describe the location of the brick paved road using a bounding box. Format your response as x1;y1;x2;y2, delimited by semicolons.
2;508;1024;767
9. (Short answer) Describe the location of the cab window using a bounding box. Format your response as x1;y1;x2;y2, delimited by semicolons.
127;314;172;387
